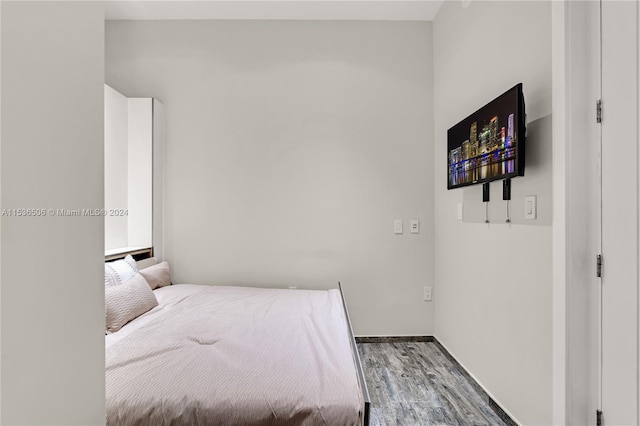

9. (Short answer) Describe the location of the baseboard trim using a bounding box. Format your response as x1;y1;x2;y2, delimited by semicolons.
355;335;433;343
356;335;519;426
430;337;519;426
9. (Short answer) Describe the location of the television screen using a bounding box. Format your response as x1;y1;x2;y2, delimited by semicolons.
447;83;525;189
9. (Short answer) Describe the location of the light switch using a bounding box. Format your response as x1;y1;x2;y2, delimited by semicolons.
524;196;537;220
394;219;403;234
410;219;419;234
457;203;463;221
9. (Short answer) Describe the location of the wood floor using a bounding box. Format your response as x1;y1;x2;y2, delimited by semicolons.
357;340;513;426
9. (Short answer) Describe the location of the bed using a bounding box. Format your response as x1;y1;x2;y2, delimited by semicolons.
105;274;370;425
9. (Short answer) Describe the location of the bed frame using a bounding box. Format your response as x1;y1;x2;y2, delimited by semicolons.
338;282;371;426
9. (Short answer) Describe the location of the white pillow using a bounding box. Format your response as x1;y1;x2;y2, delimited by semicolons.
105;254;137;287
105;272;158;334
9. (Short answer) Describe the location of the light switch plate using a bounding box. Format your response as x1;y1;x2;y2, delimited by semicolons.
410;219;419;234
394;219;403;234
457;203;463;221
424;286;432;301
524;195;537;220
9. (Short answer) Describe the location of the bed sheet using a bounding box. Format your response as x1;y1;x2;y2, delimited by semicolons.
106;284;364;425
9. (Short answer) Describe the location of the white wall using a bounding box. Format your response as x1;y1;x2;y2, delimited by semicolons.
1;2;105;424
105;84;129;250
433;2;552;425
106;20;434;336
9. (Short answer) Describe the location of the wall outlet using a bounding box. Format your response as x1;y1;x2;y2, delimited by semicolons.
424;286;432;301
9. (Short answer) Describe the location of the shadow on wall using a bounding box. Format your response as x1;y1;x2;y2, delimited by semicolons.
462;114;552;225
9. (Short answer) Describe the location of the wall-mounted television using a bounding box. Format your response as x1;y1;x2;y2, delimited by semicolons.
447;83;525;190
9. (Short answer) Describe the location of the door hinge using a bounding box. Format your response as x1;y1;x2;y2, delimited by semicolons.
596;409;603;426
596;99;602;123
597;254;603;278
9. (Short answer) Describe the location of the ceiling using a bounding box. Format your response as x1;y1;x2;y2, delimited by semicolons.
104;0;445;21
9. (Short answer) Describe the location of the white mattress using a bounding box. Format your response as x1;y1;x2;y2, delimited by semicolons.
106;284;364;425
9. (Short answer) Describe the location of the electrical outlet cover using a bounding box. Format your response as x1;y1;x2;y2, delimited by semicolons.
424;286;432;301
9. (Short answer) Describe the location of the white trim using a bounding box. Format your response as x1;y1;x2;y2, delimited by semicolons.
551;1;568;424
637;1;640;422
0;0;3;420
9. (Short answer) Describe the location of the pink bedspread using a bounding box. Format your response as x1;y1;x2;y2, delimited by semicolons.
106;284;364;425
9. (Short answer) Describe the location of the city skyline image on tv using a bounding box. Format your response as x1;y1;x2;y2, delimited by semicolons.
447;83;525;190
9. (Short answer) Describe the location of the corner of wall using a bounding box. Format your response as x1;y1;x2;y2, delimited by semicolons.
433;1;553;424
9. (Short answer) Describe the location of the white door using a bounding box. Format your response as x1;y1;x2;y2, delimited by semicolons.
600;1;639;424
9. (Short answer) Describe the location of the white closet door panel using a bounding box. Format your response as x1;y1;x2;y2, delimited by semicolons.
601;1;639;424
128;98;153;248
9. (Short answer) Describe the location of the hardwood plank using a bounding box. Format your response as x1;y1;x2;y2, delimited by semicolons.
357;341;515;426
